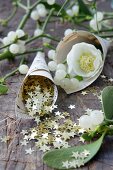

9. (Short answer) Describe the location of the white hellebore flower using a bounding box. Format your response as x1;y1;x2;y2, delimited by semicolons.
67;42;102;78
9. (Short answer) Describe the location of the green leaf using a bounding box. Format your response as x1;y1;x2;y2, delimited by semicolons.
82;133;92;141
102;86;113;122
43;134;104;169
74;75;83;81
77;0;92;16
0;84;8;94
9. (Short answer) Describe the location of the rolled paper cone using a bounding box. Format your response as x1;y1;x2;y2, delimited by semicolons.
15;53;58;119
56;30;110;94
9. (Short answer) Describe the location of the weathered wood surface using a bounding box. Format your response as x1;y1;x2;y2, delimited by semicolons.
0;0;113;170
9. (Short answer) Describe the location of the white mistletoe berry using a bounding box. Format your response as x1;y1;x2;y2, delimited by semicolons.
36;3;45;10
16;29;25;38
2;37;11;45
34;28;43;36
8;31;17;42
48;50;56;60
38;8;47;17
19;64;29;74
9;44;19;54
90;110;104;125
55;69;66;81
64;29;73;36
72;5;79;15
47;0;55;5
48;61;57;71
31;10;39;20
66;9;74;17
79;115;92;129
60;78;71;90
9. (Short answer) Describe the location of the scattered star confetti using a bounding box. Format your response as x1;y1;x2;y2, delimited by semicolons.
21;130;28;135
79;137;85;143
20;140;28;146
25;148;34;155
108;78;113;82
72;151;80;159
0;136;10;143
68;105;75;109
62;160;69;169
101;75;106;79
82;149;90;157
81;91;88;95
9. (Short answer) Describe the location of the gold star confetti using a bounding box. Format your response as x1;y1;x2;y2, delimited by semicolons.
108;78;113;82
79;137;85;143
71;151;79;159
62;160;69;169
25;148;34;154
39;144;50;152
101;75;106;79
0;136;10;143
81;91;88;95
82;149;90;157
68;105;75;109
20;140;28;146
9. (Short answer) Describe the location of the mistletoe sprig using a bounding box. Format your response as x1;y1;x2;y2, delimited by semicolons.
43;86;113;169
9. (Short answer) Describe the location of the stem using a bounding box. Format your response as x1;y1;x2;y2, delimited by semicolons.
17;0;42;29
43;44;55;50
57;0;69;16
27;0;30;8
5;7;17;23
0;44;11;51
4;57;24;80
42;8;55;32
16;48;43;56
26;34;59;44
17;10;31;29
93;28;113;33
0;50;14;61
4;68;18;80
17;2;27;10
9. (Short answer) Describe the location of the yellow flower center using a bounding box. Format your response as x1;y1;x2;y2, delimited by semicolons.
79;54;96;73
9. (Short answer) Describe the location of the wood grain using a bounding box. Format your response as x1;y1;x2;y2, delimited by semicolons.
0;0;113;170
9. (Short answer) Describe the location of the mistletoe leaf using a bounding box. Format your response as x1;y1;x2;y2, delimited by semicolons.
77;0;92;16
0;84;8;95
43;134;104;169
102;86;113;122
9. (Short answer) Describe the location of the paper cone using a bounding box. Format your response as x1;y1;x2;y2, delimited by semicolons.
56;30;110;94
15;53;58;119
